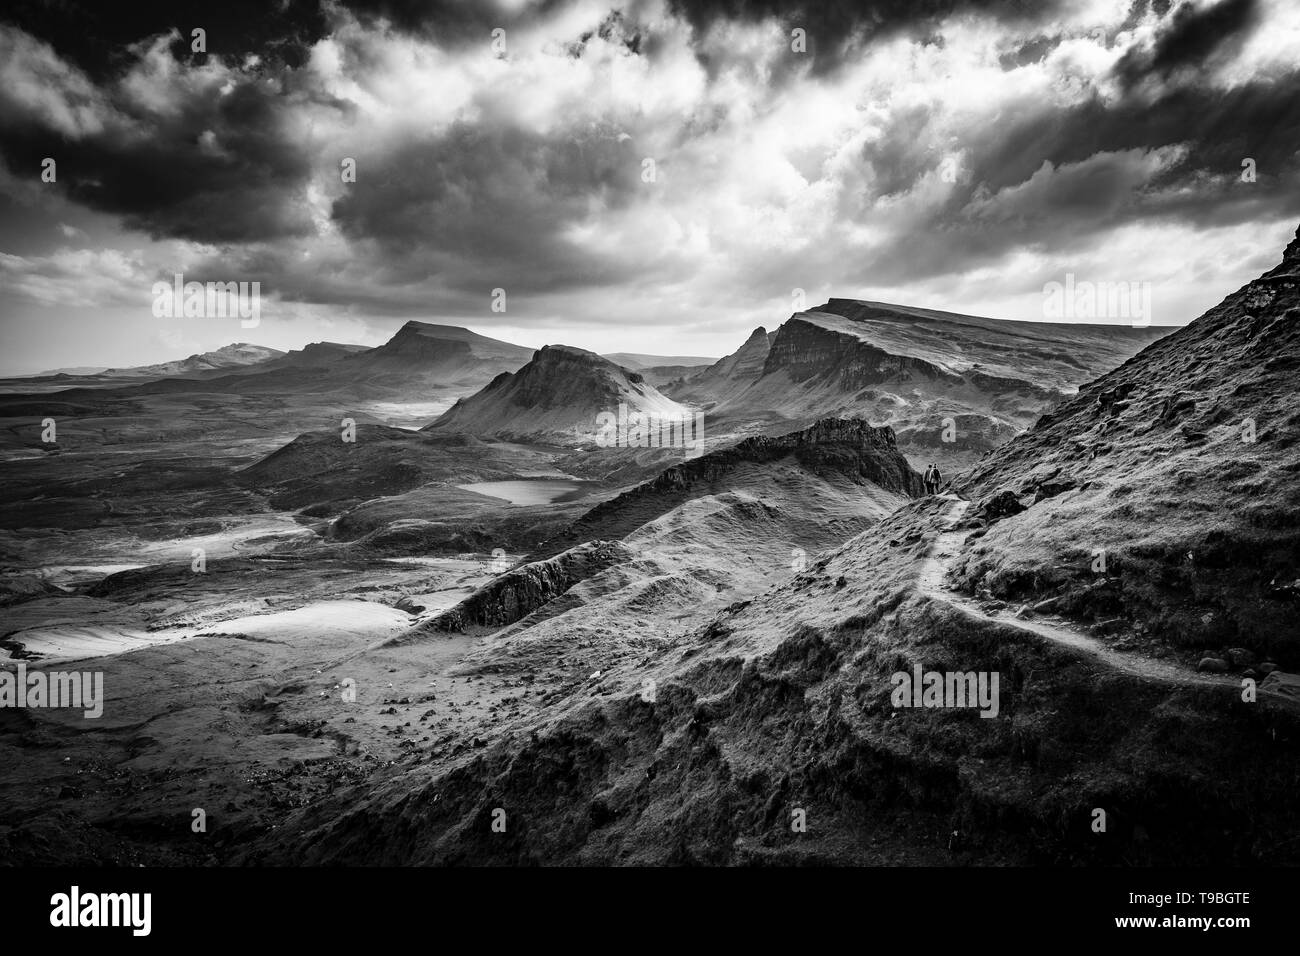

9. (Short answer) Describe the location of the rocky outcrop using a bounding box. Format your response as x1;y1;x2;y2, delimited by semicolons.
762;317;957;389
543;418;923;554
975;489;1027;522
416;540;634;633
652;418;921;493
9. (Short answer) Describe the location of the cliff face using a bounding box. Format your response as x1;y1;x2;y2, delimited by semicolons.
762;317;961;390
682;300;1169;473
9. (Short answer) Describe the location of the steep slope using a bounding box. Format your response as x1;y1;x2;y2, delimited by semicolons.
249;490;1300;866
396;419;920;636
682;304;1168;470
424;345;696;445
667;326;774;408
235;237;1300;868
950;224;1300;667
543;418;921;554
807;300;1168;391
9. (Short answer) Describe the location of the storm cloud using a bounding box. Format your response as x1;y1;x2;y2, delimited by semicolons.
2;0;1299;370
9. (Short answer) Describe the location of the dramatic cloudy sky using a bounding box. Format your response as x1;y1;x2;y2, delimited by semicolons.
1;0;1298;373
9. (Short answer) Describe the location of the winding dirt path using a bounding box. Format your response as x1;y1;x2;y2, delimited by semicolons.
918;496;1294;705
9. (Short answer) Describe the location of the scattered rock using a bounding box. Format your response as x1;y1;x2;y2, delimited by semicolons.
979;490;1025;522
1197;657;1229;673
1032;481;1075;504
1225;647;1256;668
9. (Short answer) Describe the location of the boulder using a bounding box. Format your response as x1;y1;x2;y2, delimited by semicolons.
979;490;1026;522
1225;647;1256;668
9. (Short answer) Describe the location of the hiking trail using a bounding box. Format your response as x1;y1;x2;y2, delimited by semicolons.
918;495;1295;705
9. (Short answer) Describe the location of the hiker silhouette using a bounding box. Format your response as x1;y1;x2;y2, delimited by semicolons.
923;463;943;495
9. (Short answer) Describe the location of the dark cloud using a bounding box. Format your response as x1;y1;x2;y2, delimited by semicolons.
853;104;942;199
968;76;1300;198
668;0;1062;73
1114;0;1259;89
828;73;1300;287
337;0;577;45
0;70;328;242
0;0;330;77
2;0;1298;335
330;122;646;293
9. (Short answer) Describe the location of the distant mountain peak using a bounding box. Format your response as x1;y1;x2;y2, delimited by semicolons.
394;319;473;335
535;343;602;360
356;322;534;373
425;340;692;443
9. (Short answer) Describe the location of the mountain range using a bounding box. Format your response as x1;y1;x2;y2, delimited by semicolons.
232;224;1300;867
2;227;1297;868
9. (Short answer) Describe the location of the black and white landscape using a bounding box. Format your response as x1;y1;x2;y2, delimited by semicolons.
1;0;1299;874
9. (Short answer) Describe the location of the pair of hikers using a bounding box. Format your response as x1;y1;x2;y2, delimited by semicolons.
923;462;944;496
